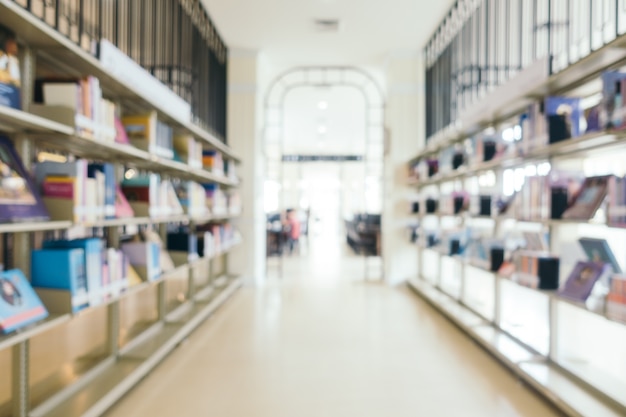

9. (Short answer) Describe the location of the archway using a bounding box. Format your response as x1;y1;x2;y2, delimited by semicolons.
262;67;386;279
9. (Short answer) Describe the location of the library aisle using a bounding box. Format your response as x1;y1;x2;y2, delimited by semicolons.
104;234;562;417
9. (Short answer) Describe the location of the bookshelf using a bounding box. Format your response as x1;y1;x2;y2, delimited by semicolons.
0;2;243;417
412;2;626;417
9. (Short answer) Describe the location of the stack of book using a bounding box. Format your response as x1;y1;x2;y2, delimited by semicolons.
175;182;207;218
173;134;202;169
35;160;118;223
123;111;174;159
32;76;117;141
121;174;183;218
32;237;131;313
203;150;224;176
521;97;582;153
203;184;228;216
607;275;626;322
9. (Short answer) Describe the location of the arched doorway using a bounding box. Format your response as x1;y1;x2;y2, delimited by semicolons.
263;67;386;280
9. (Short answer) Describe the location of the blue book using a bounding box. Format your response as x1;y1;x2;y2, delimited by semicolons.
43;238;104;306
0;269;48;334
31;248;89;313
88;163;115;219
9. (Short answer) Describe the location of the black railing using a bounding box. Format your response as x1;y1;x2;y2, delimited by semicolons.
13;0;228;142
425;0;626;141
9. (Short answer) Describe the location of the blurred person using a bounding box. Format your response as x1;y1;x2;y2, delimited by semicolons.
285;208;300;254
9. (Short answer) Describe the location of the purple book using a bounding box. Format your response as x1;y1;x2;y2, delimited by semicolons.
0;136;49;222
558;261;605;302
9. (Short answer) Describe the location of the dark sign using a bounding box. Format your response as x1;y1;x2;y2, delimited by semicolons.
281;155;364;162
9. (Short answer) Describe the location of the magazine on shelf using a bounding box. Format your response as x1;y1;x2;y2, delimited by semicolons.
0;137;49;223
578;237;622;273
558;261;606;302
0;24;21;109
0;269;49;334
562;175;611;220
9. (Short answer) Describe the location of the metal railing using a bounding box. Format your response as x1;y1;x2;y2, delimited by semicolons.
11;0;228;142
425;0;626;140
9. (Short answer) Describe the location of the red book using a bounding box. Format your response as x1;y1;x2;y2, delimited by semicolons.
121;186;151;203
42;179;75;198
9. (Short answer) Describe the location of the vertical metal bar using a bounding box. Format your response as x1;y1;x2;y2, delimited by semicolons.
548;0;553;74
78;0;84;48
157;281;167;321
107;301;120;356
12;341;29;417
548;296;558;361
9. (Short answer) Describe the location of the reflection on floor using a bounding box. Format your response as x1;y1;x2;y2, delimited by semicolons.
104;234;563;417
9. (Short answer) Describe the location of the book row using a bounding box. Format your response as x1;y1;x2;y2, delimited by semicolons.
0;135;241;224
422;230;626;323
410;70;626;182
0;23;236;176
0;222;240;335
413;173;626;228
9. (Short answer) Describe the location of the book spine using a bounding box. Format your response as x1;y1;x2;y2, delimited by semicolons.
43;180;75;198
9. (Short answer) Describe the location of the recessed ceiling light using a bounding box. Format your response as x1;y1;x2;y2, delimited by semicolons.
318;125;327;134
318;101;328;110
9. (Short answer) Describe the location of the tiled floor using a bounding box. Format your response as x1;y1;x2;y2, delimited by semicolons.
104;234;563;417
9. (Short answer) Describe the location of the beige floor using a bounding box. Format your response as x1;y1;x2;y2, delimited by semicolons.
105;234;563;417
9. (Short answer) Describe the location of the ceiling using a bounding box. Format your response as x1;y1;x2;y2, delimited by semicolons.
203;0;455;66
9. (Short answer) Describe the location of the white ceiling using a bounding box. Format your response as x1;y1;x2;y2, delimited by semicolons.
203;0;455;66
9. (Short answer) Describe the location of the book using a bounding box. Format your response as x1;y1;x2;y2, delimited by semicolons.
88;163;115;219
607;274;626;322
545;96;582;143
0;269;48;334
174;134;202;169
562;175;611;220
31;248;89;313
600;71;626;130
558;261;606;302
122;173;162;217
123;112;174;159
43;238;104;306
577;237;622;273
35;159;88;223
142;230;176;272
121;241;161;281
0;25;21;109
115;185;134;218
0;137;49;222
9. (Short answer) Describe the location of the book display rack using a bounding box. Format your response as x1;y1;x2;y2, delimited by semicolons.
0;1;243;417
412;1;626;417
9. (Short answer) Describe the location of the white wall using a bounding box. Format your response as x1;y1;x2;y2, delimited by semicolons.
382;53;424;285
227;49;267;285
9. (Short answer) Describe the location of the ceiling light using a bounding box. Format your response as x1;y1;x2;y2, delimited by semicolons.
318;125;327;134
318;101;328;110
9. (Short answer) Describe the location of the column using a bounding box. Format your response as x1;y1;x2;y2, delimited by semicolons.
382;53;425;285
227;50;266;284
